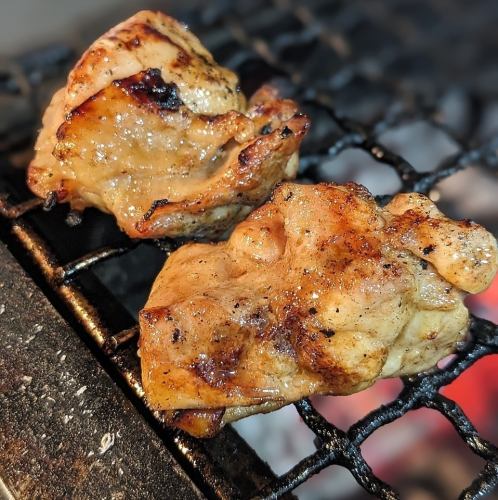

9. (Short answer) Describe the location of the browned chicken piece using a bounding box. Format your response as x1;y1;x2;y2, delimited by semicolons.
27;11;309;238
139;182;498;437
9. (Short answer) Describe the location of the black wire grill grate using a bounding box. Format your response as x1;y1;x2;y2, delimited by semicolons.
1;0;498;498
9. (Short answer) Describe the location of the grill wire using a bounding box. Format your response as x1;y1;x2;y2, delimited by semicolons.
1;0;498;498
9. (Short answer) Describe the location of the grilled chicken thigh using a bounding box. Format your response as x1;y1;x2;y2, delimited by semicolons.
139;182;498;436
27;11;309;238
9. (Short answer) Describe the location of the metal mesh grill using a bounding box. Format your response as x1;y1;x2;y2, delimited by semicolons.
1;0;498;498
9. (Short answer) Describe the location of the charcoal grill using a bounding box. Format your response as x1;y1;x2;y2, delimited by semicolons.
1;0;498;498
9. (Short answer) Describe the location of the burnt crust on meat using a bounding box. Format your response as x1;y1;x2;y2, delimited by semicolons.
118;68;184;111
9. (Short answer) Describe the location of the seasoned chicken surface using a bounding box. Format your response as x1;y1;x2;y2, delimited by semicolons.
139;182;498;437
27;11;309;238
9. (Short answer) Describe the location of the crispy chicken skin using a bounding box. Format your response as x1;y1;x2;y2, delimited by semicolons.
139;182;498;437
27;11;309;238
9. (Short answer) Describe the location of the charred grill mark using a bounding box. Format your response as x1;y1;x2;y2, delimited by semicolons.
286;309;351;383
133;23;193;65
117;69;184;111
262;324;295;357
276;331;296;356
57;70;183;152
172;50;191;68
195;51;214;68
191;347;243;388
142;198;170;221
277;312;305;356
